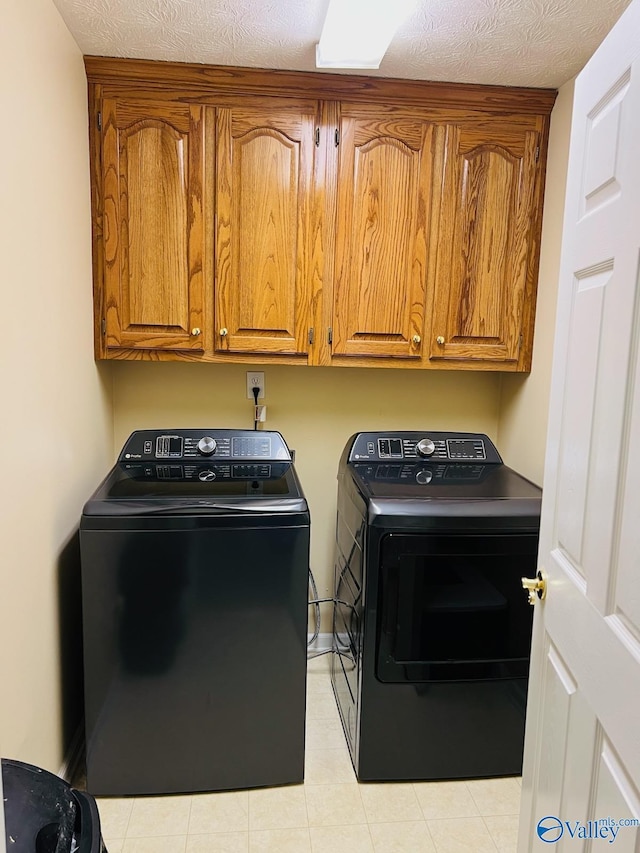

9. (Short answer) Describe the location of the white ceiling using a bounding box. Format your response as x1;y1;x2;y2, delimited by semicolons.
53;0;631;89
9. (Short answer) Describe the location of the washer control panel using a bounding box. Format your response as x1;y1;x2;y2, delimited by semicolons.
119;429;292;462
347;432;502;464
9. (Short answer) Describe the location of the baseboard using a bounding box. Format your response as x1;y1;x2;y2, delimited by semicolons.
58;720;84;784
307;632;333;655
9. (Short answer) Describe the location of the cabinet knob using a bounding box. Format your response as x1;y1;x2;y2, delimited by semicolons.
412;335;421;345
220;328;228;337
191;327;201;336
436;336;445;345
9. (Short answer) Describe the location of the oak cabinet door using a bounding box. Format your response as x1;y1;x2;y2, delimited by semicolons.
429;119;542;366
331;105;436;359
102;99;206;351
215;104;318;356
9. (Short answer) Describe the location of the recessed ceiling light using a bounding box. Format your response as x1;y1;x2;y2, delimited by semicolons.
316;0;420;69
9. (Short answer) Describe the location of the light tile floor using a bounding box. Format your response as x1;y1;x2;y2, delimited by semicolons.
93;657;521;853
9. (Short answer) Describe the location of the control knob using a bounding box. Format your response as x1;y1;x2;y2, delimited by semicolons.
416;438;436;457
197;436;217;456
198;469;216;482
415;469;433;485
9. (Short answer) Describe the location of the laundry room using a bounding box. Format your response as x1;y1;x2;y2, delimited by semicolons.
5;0;640;850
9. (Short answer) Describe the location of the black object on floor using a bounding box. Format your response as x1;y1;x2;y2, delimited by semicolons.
2;758;106;852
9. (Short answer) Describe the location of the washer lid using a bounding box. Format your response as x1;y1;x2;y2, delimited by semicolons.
82;460;307;518
83;427;308;519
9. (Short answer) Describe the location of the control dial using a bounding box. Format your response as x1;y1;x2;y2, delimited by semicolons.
198;469;216;482
415;469;433;485
416;438;436;457
197;436;217;456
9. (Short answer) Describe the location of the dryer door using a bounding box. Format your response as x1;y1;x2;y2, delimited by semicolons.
376;532;538;683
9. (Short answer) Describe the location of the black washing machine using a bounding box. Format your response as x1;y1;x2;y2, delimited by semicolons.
80;429;309;796
330;431;542;782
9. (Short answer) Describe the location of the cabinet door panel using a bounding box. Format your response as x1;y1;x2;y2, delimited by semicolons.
215;106;316;355
103;100;205;351
332;110;435;359
430;122;539;363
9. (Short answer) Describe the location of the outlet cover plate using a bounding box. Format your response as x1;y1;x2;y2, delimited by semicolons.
246;371;265;399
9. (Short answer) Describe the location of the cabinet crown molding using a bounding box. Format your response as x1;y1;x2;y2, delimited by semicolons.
84;56;557;115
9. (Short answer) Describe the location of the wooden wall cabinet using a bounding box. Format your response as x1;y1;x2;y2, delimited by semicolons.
330;104;437;361
428;118;543;368
100;98;206;353
214;101;320;359
86;58;556;370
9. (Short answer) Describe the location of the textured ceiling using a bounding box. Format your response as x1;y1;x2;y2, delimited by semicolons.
52;0;631;89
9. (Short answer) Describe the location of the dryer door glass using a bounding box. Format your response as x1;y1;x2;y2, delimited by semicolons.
376;533;537;683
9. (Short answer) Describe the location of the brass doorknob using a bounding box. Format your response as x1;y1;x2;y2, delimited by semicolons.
436;336;445;345
191;327;201;336
522;570;547;605
220;328;228;337
412;335;421;345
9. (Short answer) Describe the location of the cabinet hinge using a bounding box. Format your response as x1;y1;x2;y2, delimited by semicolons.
97;111;102;131
334;129;340;147
308;327;315;345
315;127;320;147
101;318;106;335
328;327;333;344
535;145;540;162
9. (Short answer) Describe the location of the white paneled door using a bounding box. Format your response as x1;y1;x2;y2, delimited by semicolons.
518;0;640;849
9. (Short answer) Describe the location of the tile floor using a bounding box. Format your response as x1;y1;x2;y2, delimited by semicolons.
94;657;521;853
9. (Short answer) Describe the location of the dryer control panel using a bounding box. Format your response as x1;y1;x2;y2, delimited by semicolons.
347;432;502;464
118;429;292;462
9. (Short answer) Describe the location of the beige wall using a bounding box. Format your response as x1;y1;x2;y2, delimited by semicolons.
0;0;113;769
112;363;500;628
497;79;575;486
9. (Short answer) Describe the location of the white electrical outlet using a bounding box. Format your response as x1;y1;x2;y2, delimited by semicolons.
246;371;265;399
